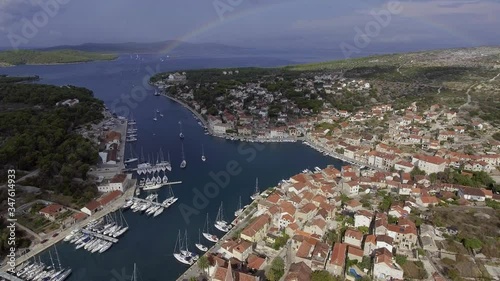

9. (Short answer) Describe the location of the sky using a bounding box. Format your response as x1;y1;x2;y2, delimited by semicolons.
0;0;499;53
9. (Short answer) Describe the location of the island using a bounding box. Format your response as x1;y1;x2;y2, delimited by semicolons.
150;47;500;281
0;49;117;66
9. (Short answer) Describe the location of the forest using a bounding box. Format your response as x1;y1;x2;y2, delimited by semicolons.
0;77;104;206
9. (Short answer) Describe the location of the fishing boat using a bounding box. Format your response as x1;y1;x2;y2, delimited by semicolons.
214;202;231;232
195;229;208;252
180;143;187;169
173;230;194;265
250;178;260;200
202;213;219;243
179;121;184;139
201;144;206;162
234;196;244;217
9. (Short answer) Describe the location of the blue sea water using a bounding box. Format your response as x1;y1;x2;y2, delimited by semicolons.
1;54;343;281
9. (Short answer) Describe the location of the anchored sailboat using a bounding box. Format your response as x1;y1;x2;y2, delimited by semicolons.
124;144;138;164
173;230;194;265
202;213;219;243
214;202;231;232
234;196;244;217
201;144;206;162
179;121;184;139
195;229;208;252
250;178;260;200
153;111;158;121
180;143;187;169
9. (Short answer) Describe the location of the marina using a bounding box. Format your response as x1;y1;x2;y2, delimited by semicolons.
0;55;343;281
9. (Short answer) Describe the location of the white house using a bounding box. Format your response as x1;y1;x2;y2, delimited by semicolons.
411;154;447;174
373;249;404;280
354;210;373;228
97;173;132;192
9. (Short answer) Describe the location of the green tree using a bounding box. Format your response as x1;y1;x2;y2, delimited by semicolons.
462;238;482;251
198;255;210;274
266;257;285;281
325;229;338;245
395;255;407;265
311;270;336;281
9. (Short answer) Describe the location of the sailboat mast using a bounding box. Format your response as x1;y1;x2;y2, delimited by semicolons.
54;245;62;271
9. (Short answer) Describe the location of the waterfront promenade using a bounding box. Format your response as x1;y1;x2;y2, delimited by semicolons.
0;185;135;272
176;208;258;281
161;94;212;135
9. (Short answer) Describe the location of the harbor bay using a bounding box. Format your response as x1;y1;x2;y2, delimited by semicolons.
0;55;343;281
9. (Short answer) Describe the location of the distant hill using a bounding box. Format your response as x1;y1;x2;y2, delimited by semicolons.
0;49;117;66
40;40;255;56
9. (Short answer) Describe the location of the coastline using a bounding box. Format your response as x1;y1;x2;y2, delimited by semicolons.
159;92;376;170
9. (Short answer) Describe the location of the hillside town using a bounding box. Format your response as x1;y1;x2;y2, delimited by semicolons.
153;70;500;182
190;164;499;281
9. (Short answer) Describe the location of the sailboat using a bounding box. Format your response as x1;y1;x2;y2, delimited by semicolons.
128;113;136;125
180;143;187;169
179;121;184;139
153;111;158;121
234;196;244;217
156;108;160;113
250;178;260;200
130;263;138;281
173;230;194;265
154;90;160;96
214;202;231;232
202;213;219;243
166;151;172;171
195;229;208;252
181;230;199;261
201;144;206;162
124;144;138;164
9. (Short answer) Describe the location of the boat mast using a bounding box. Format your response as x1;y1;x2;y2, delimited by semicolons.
48;249;55;269
167;151;171;163
132;263;137;281
54;245;62;271
256;178;259;194
140;147;145;163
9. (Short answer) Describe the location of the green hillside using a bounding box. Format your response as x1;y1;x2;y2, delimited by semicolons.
0;49;117;66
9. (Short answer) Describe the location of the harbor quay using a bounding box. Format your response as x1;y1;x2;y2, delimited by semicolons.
176;208;258;281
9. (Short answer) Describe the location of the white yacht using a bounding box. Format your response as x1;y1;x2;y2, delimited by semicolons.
201;144;206;162
202;213;219;243
180;143;187;169
173;231;194;265
250;178;260;200
195;229;208;252
214;202;231;232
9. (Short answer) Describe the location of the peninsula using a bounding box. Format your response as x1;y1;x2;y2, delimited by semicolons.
0;49;117;66
152;46;500;281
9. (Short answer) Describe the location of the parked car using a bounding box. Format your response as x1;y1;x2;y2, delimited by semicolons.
52;233;59;237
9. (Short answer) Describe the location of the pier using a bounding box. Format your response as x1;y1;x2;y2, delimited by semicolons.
81;229;119;243
0;271;24;281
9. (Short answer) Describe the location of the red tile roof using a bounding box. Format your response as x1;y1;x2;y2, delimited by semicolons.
330;243;347;266
39;204;64;216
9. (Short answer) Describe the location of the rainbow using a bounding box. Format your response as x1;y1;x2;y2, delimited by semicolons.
157;2;479;55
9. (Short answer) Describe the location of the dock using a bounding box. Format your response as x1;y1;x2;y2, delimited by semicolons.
81;229;119;243
0;271;23;281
